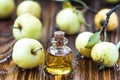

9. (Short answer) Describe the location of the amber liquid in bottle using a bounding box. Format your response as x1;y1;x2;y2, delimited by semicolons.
45;31;72;75
46;48;72;75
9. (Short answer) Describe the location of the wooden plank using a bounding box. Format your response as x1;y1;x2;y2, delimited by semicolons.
0;0;120;80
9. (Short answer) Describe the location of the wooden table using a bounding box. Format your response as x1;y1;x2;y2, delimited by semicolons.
0;0;120;80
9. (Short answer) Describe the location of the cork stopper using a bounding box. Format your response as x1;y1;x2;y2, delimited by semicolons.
54;31;65;40
54;31;65;46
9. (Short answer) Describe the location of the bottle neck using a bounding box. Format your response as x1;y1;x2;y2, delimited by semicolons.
51;37;68;47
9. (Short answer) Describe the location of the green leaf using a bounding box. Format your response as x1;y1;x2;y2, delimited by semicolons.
77;10;86;24
85;32;100;49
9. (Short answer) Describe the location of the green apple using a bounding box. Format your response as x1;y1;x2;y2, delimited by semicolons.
0;0;15;19
56;8;83;35
75;32;93;57
91;42;119;67
17;0;42;18
12;13;42;40
12;38;45;69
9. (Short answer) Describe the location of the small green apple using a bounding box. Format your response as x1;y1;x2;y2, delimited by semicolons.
56;8;83;35
91;42;119;67
12;13;42;40
12;38;45;69
0;0;15;19
17;0;42;18
75;32;93;57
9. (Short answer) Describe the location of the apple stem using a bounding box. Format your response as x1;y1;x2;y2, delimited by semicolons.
13;26;19;29
73;0;97;14
100;20;105;27
104;29;107;41
73;0;88;14
13;26;22;31
102;4;120;30
85;23;91;27
32;48;42;54
99;4;120;42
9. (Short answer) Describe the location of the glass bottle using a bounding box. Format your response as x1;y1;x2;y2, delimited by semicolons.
45;31;73;75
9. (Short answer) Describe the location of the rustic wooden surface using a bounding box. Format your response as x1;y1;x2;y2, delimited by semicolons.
0;0;120;80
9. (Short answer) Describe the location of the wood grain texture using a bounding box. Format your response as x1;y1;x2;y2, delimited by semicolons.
0;0;120;80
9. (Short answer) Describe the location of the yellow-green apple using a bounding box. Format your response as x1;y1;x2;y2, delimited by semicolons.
91;42;119;67
0;0;15;19
17;0;42;18
12;38;45;69
12;13;42;40
94;8;118;31
75;32;93;57
56;8;84;35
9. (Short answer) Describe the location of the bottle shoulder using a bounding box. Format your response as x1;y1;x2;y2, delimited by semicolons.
47;46;72;56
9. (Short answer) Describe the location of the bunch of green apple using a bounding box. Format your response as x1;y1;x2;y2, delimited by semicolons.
16;0;42;18
12;38;45;69
0;0;15;19
75;31;119;68
12;13;42;40
12;2;43;69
